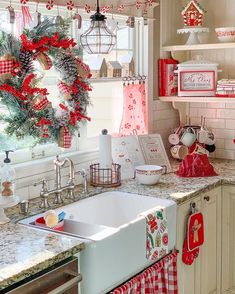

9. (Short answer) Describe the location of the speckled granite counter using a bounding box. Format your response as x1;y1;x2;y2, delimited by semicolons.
1;158;235;290
0;223;84;290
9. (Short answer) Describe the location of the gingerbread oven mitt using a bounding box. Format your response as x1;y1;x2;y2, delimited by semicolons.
182;203;204;265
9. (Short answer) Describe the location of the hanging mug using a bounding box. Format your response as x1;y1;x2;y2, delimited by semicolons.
180;127;197;147
168;125;183;145
170;145;189;160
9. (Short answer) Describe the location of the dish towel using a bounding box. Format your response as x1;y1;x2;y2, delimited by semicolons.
142;208;169;261
111;251;178;294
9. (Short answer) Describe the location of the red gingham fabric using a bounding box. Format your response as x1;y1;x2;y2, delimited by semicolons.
62;126;72;148
111;251;178;294
0;60;14;75
33;96;50;111
58;81;72;94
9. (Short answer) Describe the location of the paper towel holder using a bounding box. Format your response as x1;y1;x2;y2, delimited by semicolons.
90;163;121;187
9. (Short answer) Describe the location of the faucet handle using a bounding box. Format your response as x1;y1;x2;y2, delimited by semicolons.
34;179;50;209
76;169;88;195
34;179;48;191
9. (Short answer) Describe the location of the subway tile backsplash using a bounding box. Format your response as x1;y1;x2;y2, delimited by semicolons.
188;102;235;160
153;100;235;161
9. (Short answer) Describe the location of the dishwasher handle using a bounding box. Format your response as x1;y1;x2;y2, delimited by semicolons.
48;270;82;294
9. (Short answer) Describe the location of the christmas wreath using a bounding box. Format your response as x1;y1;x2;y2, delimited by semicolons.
0;18;91;149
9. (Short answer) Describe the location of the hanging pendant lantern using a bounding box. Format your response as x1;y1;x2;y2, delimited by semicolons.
80;0;116;54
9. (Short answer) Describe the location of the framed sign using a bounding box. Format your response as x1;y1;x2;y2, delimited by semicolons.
180;70;215;92
112;134;171;179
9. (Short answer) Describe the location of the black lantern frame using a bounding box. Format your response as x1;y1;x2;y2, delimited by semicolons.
80;0;116;54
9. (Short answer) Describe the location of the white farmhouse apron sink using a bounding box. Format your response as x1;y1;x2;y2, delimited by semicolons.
20;191;177;294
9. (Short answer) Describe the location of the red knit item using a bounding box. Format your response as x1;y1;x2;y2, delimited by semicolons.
177;154;217;177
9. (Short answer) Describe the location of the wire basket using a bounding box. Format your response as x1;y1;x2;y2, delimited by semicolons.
90;163;121;187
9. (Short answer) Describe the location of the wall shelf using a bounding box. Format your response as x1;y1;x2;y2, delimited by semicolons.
159;96;235;103
162;42;235;52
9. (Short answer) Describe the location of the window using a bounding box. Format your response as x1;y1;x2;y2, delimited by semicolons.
0;2;148;163
82;18;134;72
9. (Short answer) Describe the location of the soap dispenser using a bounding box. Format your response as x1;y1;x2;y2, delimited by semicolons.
0;151;16;197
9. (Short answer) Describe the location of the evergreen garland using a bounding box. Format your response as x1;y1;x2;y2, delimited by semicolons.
0;18;92;148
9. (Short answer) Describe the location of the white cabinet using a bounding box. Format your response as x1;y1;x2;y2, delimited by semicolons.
221;185;235;293
200;187;221;294
176;186;221;294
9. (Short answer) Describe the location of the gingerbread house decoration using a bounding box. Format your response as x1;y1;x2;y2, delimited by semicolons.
107;61;122;78
121;54;135;77
181;0;206;27
86;57;107;78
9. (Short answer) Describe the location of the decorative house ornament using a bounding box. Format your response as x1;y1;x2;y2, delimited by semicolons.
107;61;122;78
181;0;206;27
80;0;116;54
121;54;135;76
87;57;107;78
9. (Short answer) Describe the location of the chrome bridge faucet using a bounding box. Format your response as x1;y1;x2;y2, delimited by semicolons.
34;155;75;208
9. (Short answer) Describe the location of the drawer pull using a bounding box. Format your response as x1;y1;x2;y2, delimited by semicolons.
204;196;210;202
48;271;82;294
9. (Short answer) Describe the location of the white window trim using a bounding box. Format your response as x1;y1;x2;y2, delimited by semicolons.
0;1;152;177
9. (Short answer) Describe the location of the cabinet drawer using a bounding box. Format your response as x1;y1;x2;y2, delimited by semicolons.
5;258;81;294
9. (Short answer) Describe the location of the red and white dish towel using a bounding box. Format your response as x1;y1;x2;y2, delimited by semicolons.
141;207;169;261
111;251;178;294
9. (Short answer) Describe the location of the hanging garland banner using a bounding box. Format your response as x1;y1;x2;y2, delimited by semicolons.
0;18;91;148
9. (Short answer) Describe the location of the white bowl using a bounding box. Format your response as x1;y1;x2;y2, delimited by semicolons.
135;165;166;185
215;27;235;43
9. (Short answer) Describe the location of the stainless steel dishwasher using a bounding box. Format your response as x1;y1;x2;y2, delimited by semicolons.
2;257;81;294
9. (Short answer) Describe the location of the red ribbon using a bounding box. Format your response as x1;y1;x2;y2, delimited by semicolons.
37;117;52;126
20;33;76;52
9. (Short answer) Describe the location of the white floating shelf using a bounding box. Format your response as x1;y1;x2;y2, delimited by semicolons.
159;96;235;103
162;42;235;52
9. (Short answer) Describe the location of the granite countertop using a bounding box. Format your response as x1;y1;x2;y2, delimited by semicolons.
1;158;235;290
0;223;84;290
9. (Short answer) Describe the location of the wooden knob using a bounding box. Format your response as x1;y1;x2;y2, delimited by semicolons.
204;196;210;202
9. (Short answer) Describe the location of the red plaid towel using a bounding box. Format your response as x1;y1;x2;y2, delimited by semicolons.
111;251;178;294
0;60;14;74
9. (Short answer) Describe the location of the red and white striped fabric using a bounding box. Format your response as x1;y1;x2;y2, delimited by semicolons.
111;251;178;294
0;60;15;75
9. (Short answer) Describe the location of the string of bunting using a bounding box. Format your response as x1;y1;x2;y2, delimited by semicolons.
41;0;157;12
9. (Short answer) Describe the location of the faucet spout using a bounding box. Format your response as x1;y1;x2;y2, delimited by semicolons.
54;155;75;188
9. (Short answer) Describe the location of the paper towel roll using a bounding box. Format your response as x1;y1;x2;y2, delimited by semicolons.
99;129;112;169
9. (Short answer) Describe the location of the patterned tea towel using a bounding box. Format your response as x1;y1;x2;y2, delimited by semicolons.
141;207;169;261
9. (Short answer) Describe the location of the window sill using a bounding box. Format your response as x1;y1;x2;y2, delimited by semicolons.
14;149;99;181
90;77;123;83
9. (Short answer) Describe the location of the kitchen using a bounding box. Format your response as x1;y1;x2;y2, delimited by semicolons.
1;0;235;293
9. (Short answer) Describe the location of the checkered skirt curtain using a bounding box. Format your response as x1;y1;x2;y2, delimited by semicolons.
111;251;178;294
119;82;147;136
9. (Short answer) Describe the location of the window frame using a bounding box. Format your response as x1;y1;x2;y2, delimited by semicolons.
0;1;149;165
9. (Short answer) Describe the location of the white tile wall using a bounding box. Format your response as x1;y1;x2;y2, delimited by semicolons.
152;100;235;160
189;102;235;160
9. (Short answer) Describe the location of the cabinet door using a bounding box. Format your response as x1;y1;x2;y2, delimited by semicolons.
176;197;202;294
222;185;235;293
200;186;221;294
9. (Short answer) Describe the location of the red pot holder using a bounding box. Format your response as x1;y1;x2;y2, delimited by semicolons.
182;204;204;265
